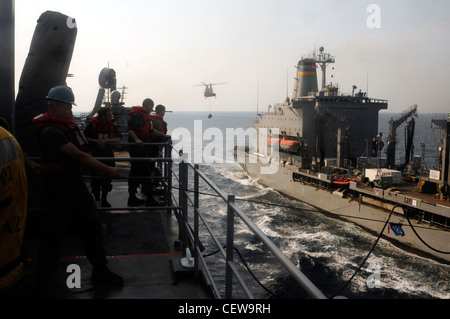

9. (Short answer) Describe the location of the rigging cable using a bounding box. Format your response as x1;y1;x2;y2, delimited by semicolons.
403;207;450;255
202;245;278;297
329;205;398;298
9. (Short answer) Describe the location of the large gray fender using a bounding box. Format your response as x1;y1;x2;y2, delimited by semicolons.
14;11;77;214
15;10;77;147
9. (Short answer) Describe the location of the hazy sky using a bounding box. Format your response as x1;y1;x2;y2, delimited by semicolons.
14;0;450;114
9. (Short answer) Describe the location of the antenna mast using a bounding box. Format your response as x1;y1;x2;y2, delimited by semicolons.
313;47;335;89
286;67;289;98
256;82;259;115
367;72;369;97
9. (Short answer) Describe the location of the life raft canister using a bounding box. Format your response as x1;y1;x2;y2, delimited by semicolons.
280;138;300;152
333;177;356;185
267;136;280;144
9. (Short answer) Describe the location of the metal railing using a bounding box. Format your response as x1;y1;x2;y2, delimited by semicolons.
170;159;327;299
93;141;174;210
31;140;327;299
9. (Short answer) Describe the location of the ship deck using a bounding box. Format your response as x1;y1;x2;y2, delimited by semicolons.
296;165;450;216
355;180;449;206
14;160;215;300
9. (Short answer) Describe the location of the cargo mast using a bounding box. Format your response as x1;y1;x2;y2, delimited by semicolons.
314;46;335;90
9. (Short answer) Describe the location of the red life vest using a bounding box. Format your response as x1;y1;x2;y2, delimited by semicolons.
128;106;151;139
90;116;116;139
149;114;167;140
29;113;90;172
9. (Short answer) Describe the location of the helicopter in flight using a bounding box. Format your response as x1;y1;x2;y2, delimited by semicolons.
196;82;227;98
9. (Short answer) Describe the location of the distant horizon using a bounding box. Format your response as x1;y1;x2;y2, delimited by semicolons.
72;109;449;117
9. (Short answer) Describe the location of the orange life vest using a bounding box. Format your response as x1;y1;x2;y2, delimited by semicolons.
90;116;116;138
149;114;167;140
128;107;151;139
29;113;90;172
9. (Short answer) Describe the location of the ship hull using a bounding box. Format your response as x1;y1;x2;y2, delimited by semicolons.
237;150;450;263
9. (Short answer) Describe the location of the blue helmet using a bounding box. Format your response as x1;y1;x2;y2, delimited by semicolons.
46;85;77;105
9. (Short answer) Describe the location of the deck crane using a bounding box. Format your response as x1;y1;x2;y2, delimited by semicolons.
386;104;418;168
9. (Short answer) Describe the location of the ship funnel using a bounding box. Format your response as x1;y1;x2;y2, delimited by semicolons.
292;58;318;98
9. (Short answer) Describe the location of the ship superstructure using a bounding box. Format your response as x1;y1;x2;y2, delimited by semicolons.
237;47;450;263
257;47;388;169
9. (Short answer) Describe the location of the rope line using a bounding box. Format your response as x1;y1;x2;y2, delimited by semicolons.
329;205;397;298
202;245;278;297
403;208;450;254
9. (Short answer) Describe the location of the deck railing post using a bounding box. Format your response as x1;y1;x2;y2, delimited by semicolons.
194;164;200;278
165;140;172;206
179;161;188;251
194;164;199;209
225;194;236;299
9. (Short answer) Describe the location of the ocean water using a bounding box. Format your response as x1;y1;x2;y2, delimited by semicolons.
165;110;450;299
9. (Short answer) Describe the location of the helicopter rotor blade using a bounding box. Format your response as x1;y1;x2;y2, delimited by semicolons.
193;82;209;87
193;82;228;88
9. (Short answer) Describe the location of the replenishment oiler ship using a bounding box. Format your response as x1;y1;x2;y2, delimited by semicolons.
235;47;450;264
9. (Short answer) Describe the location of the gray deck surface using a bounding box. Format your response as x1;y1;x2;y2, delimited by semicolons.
20;179;214;299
